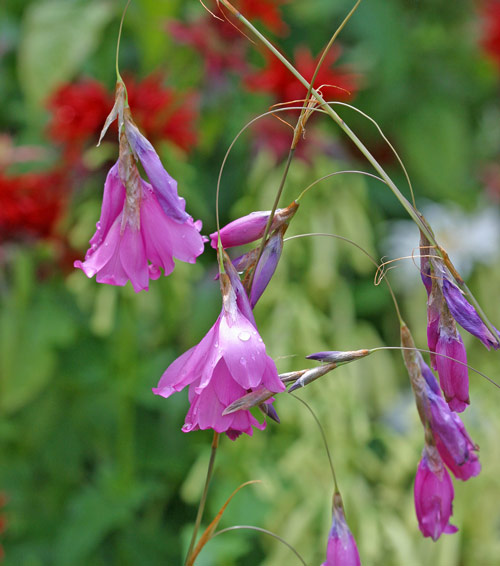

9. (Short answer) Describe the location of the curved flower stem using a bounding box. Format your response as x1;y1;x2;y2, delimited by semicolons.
284;232;404;325
212;525;308;566
115;0;131;83
216;0;500;346
248;148;295;292
290;393;339;492
369;346;500;390
185;431;220;566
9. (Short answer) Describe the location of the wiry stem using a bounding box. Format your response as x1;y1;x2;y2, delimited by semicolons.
285;232;404;325
248;148;295;292
290;393;339;492
185;432;220;566
216;0;500;346
212;525;308;566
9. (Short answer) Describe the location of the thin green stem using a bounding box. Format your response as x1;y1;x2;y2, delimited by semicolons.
294;0;362;147
369;346;500;390
115;0;131;82
296;170;385;202
248;148;295;291
185;432;220;566
212;525;308;566
216;0;500;346
284;232;404;325
290;393;339;492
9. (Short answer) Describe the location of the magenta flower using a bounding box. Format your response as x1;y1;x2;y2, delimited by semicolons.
441;278;500;350
414;445;458;541
420;247;470;411
209;201;298;249
75;162;204;292
419;357;481;481
321;495;361;566
153;256;285;440
75;82;204;291
434;319;469;413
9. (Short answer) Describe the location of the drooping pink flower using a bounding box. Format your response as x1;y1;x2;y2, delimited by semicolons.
414;445;458;541
74;82;204;291
153;254;285;439
419;357;481;481
321;493;361;566
420;235;472;411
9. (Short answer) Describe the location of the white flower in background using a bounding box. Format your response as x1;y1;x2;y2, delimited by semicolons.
384;202;500;287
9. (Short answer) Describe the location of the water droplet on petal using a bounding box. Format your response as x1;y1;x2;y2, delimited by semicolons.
96;221;102;230
239;357;247;366
238;331;251;342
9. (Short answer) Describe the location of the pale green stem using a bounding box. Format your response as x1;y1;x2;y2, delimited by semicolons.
212;525;308;566
185;432;220;566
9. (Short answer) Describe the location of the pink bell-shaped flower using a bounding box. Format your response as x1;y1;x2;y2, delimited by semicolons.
414;445;458;541
153;254;285;439
74;81;204;292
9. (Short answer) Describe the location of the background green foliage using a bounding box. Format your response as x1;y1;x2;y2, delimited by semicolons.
1;1;500;564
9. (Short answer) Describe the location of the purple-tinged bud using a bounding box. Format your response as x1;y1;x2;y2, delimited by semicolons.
414;445;458;541
210;201;299;249
249;225;285;307
321;493;361;566
441;278;500;350
306;350;370;364
419;358;480;481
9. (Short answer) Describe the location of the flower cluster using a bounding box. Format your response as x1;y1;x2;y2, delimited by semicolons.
245;45;358;104
46;74;198;158
0;169;66;243
401;325;480;540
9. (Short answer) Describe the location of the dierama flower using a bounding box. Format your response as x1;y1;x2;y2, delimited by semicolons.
74;81;204;292
321;493;361;566
401;325;480;482
414;444;458;541
419;357;481;481
153;253;285;440
209;201;298;249
249;224;286;307
420;234;470;411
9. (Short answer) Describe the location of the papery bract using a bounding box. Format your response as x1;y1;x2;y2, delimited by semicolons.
153;258;285;439
414;446;457;541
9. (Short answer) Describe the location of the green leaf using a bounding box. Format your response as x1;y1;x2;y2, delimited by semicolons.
18;0;114;107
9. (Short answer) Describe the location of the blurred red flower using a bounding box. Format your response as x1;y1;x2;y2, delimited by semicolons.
125;73;199;152
47;75;199;156
168;17;248;81
480;0;500;69
245;45;359;103
233;0;289;35
0;170;66;242
46;79;112;148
